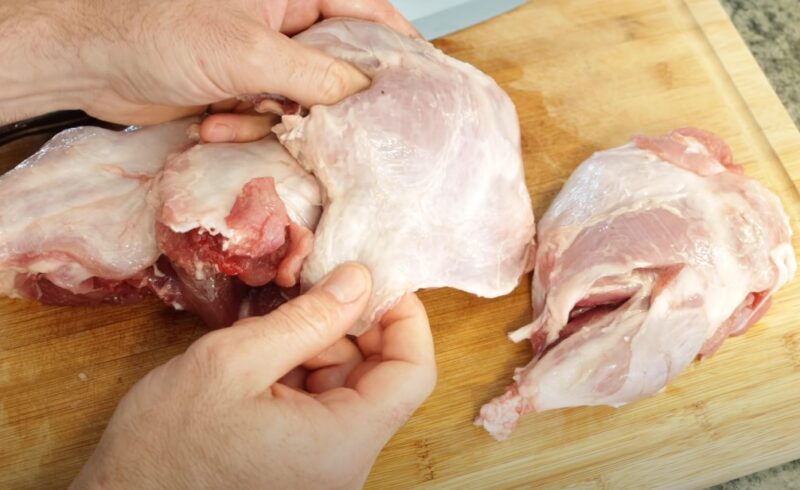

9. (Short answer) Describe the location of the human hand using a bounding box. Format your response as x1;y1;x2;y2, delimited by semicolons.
1;0;417;126
70;263;436;489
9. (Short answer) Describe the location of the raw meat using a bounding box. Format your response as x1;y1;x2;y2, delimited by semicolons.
1;19;534;333
0;120;194;304
276;19;536;334
155;136;320;325
476;129;796;440
0;124;318;328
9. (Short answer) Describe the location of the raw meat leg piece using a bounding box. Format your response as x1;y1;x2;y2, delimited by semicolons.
476;129;796;440
276;19;536;334
0;122;318;327
155;135;320;326
0;120;194;304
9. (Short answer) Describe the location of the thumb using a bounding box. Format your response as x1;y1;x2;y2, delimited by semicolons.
202;263;372;393
234;30;370;107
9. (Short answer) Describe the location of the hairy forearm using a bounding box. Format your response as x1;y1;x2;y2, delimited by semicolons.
0;0;105;124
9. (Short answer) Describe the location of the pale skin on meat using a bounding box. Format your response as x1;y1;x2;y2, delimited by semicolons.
0;1;437;488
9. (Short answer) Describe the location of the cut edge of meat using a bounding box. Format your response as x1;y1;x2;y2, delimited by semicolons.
631;127;743;176
474;384;527;441
5;259;187;311
699;291;772;358
483;267;684;439
523;240;537;274
224;177;290;258
1;252;292;329
10;272;156;307
154;175;316;327
508;269;650;344
153;256;248;328
157;177;308;288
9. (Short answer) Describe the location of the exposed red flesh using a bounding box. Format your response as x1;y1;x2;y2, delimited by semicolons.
574;286;640;310
153;177;316;327
240;283;291;319
153;257;247;328
156;177;301;288
9;256;247;328
224;178;291;258
632;128;743;175
528;329;549;361
674;128;737;171
544;304;626;358
13;274;154;306
156;223;288;287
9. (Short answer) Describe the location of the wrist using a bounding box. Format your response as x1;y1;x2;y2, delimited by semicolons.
0;0;107;124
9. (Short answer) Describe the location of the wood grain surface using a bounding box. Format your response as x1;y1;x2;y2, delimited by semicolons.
1;0;799;488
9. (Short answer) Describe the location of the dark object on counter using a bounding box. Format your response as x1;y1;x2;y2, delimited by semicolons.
0;111;120;146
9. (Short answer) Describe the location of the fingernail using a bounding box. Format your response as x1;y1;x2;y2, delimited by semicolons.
208;123;234;142
322;264;369;303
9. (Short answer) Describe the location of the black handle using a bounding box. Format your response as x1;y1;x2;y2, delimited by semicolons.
0;111;121;146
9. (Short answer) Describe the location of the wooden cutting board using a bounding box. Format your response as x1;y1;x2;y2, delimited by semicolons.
1;0;799;488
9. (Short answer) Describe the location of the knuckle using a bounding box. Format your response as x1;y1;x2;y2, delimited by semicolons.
184;330;235;380
240;25;275;66
277;293;340;337
317;60;348;102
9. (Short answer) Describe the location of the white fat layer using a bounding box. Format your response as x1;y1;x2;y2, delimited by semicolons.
701;192;749;338
684;136;710;155
0;121;194;286
161;136;322;241
771;243;798;288
26;260;94;291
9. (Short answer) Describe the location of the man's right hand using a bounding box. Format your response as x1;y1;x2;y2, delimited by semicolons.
72;263;437;490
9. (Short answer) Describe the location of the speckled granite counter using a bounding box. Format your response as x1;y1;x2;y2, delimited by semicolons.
714;1;800;488
722;0;800;125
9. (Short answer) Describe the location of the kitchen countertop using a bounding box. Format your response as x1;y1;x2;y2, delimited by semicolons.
716;1;800;488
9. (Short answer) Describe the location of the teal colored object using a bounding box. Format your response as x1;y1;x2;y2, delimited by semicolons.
393;0;527;40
